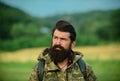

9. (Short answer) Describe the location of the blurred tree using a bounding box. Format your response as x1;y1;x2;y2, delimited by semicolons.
0;2;31;40
109;10;120;41
10;23;40;38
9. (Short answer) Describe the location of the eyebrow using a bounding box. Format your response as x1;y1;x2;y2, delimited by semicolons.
53;35;68;40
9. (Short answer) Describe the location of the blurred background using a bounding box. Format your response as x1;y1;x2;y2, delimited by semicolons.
0;0;120;81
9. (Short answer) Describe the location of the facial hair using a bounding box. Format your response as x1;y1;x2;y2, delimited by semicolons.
49;45;71;64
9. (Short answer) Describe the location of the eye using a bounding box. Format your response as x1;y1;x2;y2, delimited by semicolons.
61;38;65;40
53;36;58;39
61;38;68;41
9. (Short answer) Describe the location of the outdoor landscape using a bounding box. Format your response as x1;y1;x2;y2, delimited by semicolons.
0;44;120;81
0;1;120;81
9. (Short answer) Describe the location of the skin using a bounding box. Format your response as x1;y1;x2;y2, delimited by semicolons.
52;29;76;72
52;29;75;50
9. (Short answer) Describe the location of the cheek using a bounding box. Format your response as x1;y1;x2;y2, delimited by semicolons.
62;42;71;49
52;39;56;46
51;41;54;46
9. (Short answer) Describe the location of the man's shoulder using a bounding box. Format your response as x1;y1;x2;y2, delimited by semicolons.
37;48;50;61
74;51;83;56
73;51;84;62
73;51;97;81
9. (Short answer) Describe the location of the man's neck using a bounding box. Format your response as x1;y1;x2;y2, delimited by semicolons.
57;58;68;72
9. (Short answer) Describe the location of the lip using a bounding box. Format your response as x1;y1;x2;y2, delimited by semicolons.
55;47;61;51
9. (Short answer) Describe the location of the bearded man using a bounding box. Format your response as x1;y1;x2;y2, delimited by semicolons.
29;20;97;81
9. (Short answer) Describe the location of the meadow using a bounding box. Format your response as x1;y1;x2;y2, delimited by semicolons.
0;44;120;81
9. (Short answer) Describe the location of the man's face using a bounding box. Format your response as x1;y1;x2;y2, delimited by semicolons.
49;29;75;63
52;29;72;50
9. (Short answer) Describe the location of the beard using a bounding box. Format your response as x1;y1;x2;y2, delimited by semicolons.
49;45;71;64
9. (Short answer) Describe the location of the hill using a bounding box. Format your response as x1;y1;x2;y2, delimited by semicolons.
0;2;32;39
0;2;120;51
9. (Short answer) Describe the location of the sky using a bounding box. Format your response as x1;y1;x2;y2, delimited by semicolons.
0;0;120;17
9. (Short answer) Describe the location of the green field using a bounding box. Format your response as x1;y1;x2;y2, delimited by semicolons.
0;60;120;81
0;45;120;81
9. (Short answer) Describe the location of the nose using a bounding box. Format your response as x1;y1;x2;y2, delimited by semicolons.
55;39;61;45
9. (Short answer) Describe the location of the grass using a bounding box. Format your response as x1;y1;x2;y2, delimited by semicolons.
0;62;34;81
88;60;120;81
0;60;120;81
0;44;120;81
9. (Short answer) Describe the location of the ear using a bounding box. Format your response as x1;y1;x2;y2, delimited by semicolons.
71;40;76;48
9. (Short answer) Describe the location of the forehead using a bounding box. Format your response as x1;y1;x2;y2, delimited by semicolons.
53;29;70;38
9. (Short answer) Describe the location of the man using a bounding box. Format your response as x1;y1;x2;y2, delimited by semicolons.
29;20;97;81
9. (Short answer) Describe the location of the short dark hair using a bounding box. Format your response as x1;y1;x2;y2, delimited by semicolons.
52;20;76;41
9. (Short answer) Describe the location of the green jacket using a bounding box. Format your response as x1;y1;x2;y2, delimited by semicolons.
29;49;97;81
